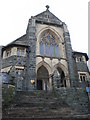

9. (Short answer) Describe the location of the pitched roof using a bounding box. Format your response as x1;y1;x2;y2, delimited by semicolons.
3;6;63;50
34;8;63;26
2;34;28;50
8;34;27;46
73;51;89;61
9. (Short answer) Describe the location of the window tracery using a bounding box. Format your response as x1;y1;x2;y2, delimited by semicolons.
40;32;59;57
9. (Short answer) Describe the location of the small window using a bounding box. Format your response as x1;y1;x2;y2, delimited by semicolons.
6;49;11;57
17;49;20;56
16;69;24;75
83;76;85;81
79;73;86;82
76;57;83;62
17;48;25;56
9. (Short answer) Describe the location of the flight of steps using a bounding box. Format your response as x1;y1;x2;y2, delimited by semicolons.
2;90;89;120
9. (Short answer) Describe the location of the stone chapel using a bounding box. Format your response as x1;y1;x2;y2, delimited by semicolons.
1;6;90;91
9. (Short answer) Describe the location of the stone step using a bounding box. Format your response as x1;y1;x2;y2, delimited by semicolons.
2;115;89;120
14;97;59;103
2;117;88;120
2;107;73;118
7;91;67;108
16;91;58;96
2;91;88;119
2;91;72;119
11;102;63;107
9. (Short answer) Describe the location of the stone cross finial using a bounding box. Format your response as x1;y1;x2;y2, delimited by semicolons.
46;5;49;10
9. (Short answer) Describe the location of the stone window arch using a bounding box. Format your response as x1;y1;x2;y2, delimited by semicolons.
40;30;60;57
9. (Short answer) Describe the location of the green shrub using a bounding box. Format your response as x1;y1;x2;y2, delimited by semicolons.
2;84;16;105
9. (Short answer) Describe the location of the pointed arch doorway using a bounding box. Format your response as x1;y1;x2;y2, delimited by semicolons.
37;65;49;90
53;67;66;88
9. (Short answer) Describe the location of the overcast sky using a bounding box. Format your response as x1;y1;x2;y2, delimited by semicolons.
0;0;89;54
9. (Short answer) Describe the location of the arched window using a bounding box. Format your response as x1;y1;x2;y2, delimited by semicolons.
40;32;59;57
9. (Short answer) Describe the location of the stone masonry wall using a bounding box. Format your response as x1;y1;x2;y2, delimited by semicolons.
26;17;36;90
63;24;77;87
2;56;26;69
76;62;89;72
72;56;80;87
56;88;88;114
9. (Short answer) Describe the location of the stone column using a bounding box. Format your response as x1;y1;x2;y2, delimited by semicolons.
0;46;2;72
26;16;36;90
63;23;77;87
65;76;70;87
49;75;52;90
0;46;2;120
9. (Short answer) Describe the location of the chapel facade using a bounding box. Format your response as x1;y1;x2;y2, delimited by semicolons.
1;6;90;91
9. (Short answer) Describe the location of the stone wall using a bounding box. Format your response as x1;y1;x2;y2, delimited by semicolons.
72;56;80;87
26;17;36;90
76;62;89;72
63;24;78;87
2;56;26;69
56;87;88;114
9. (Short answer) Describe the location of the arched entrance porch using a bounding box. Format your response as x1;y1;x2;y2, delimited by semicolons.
53;67;66;89
37;65;49;90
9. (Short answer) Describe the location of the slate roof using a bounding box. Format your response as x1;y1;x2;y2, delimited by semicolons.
34;8;63;26
2;34;28;50
9;34;27;46
73;51;89;61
